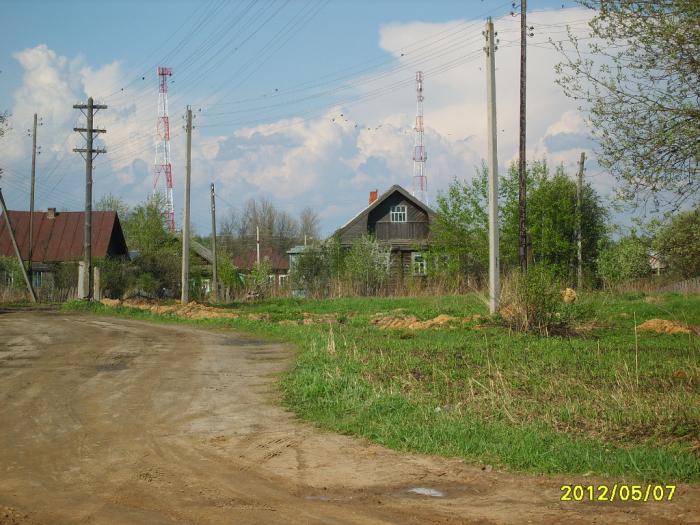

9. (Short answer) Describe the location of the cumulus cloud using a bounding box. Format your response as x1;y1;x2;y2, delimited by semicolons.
2;7;614;235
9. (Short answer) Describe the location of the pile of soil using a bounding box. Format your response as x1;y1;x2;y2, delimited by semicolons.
562;288;577;303
637;318;700;336
370;313;482;330
101;299;242;320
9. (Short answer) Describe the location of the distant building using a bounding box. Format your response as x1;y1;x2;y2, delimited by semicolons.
233;248;290;287
335;184;435;281
0;208;128;289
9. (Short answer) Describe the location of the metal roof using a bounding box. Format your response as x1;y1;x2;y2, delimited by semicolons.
233;248;289;271
0;210;128;262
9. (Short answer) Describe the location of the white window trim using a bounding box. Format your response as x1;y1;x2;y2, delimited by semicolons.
411;252;427;276
390;205;407;223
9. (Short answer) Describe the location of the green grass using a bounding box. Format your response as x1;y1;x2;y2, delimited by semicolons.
64;292;700;482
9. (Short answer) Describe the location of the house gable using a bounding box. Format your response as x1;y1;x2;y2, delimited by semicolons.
336;185;435;248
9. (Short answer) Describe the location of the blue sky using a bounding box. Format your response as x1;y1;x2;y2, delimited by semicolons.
2;0;615;237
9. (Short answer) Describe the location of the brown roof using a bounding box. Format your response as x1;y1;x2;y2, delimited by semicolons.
0;210;128;263
233;248;289;272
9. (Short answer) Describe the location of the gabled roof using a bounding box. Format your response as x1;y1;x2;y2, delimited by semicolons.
0;210;128;262
337;184;436;234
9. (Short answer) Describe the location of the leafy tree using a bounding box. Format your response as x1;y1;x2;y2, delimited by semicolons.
597;235;652;288
290;242;330;297
95;193;129;219
344;235;390;295
121;193;180;297
653;205;700;278
432;159;608;284
554;1;700;207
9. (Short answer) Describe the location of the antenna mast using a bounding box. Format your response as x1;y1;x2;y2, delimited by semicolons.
412;71;427;203
154;66;175;232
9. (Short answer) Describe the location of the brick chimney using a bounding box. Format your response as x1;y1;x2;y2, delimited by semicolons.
369;189;378;205
47;207;56;219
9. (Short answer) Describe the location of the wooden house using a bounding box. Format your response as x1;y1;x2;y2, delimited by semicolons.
335;185;435;282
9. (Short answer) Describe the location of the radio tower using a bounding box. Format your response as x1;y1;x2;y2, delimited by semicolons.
412;71;427;203
154;66;175;232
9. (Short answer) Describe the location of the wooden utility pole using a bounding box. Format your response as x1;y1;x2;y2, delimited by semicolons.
73;97;107;300
210;182;218;302
181;106;192;304
28;113;38;284
256;226;260;265
0;189;37;302
518;0;528;273
576;152;586;289
485;18;500;314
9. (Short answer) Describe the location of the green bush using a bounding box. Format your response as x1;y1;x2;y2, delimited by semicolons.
499;264;588;335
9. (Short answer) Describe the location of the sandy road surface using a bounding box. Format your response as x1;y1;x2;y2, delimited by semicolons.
0;311;698;524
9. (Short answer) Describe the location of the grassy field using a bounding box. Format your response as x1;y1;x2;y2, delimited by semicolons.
65;292;700;482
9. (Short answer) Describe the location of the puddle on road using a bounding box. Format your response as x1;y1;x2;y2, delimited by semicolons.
406;487;445;497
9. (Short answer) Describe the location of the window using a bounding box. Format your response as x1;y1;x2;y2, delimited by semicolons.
390;205;407;223
32;271;43;289
411;252;427;276
279;274;289;286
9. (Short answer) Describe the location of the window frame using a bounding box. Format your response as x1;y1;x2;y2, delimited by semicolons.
411;252;427;276
389;204;407;223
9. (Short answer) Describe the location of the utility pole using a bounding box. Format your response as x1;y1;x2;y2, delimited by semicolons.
181;106;192;304
73;97;107;300
256;226;260;265
518;0;528;273
0;189;37;302
28;113;40;284
210;182;218;302
576;151;586;289
485;18;500;314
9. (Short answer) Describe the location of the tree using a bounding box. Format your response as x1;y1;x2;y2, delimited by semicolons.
554;1;700;207
432;159;608;284
95;193;129;219
121;193;181;297
217;197;303;257
597;235;652;288
654;205;700;278
299;206;320;242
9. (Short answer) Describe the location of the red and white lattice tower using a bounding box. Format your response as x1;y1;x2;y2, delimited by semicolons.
412;71;427;203
154;66;175;232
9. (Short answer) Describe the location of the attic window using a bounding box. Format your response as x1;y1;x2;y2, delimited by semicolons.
390;205;407;223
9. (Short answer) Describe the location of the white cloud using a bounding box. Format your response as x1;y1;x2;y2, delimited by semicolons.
2;8;618;235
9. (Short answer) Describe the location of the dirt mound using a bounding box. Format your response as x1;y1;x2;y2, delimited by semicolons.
370;313;482;330
562;288;577;303
101;299;242;320
637;318;699;336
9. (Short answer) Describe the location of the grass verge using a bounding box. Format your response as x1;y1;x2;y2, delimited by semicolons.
64;292;700;482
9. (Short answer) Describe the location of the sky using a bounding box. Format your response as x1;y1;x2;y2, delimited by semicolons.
1;0;624;238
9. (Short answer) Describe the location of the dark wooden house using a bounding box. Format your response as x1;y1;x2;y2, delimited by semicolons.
335;185;435;281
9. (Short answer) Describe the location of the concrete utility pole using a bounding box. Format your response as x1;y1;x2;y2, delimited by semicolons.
181;106;192;304
485;18;500;314
0;189;37;302
256;226;260;265
28;113;39;284
74;98;107;300
518;0;528;273
576;151;586;289
210;182;218;302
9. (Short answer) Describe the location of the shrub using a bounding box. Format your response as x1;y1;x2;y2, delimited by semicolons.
344;236;390;295
290;243;330;297
499;264;589;335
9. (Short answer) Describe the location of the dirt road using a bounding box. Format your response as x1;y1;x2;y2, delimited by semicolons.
0;311;697;524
